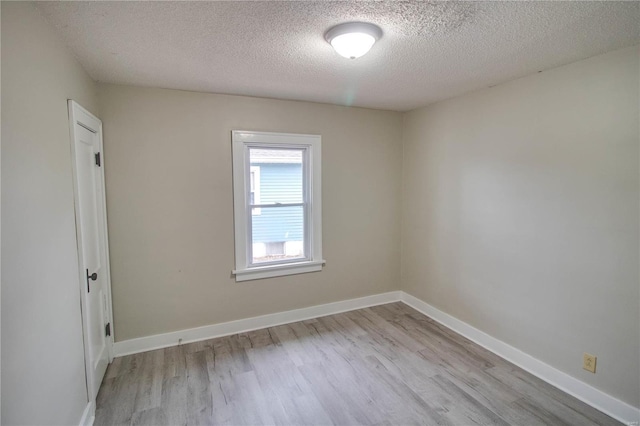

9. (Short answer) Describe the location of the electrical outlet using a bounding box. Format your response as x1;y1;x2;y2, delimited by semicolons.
583;353;597;373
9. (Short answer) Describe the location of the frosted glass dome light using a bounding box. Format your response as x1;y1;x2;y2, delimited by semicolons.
325;22;383;59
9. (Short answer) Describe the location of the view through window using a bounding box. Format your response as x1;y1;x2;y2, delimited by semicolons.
249;148;306;264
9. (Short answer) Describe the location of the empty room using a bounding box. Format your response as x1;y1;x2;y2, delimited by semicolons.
1;1;639;425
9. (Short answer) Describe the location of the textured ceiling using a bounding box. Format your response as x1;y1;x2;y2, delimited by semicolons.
36;1;639;111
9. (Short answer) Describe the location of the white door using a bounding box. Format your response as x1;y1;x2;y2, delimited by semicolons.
68;101;114;402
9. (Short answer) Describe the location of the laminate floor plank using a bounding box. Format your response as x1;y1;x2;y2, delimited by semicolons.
297;360;383;425
278;394;334;426
436;366;543;426
227;371;277;426
430;374;510;426
506;366;619;426
244;331;323;425
185;351;213;425
133;349;164;413
160;375;187;426
485;364;620;426
388;304;512;370
97;352;144;425
270;324;310;367
105;356;123;380
359;354;453;425
163;345;186;380
95;302;621;426
130;407;168;426
341;325;443;390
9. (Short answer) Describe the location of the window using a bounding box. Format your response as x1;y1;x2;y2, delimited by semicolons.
231;130;324;281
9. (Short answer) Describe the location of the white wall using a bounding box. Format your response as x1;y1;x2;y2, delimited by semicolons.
98;84;403;342
402;46;639;407
1;3;99;424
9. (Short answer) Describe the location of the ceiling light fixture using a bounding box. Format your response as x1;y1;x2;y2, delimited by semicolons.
325;22;383;59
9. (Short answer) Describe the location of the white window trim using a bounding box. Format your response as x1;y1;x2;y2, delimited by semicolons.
231;130;324;282
250;166;261;215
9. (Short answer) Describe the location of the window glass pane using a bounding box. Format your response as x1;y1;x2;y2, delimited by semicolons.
249;148;303;204
251;205;305;264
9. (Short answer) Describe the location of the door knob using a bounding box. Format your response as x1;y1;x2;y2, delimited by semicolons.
86;269;98;292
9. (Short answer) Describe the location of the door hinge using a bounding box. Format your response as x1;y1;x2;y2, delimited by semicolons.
105;322;111;337
95;152;101;167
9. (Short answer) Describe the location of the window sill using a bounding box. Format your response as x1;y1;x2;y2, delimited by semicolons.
232;260;326;282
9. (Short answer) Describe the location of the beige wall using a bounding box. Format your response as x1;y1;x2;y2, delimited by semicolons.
98;84;402;341
402;46;640;407
1;2;99;424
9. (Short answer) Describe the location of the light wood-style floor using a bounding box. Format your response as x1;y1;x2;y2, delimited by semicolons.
96;302;620;425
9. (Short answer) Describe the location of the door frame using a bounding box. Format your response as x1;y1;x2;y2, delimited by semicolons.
68;100;115;405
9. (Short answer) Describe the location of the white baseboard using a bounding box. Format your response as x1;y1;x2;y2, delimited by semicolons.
400;291;640;426
113;291;402;357
78;400;94;426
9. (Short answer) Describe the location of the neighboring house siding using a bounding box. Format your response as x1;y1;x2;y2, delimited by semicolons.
251;163;303;243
